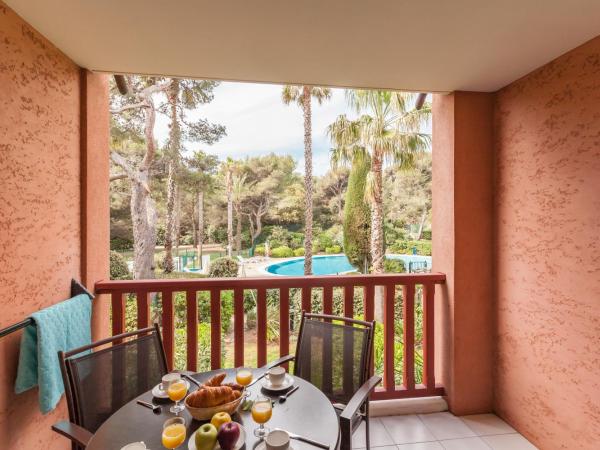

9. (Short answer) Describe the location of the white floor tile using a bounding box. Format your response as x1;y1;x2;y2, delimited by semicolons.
419;412;477;440
352;418;395;448
379;415;437;444
397;442;444;450
460;414;516;436
439;437;491;450
483;433;538;450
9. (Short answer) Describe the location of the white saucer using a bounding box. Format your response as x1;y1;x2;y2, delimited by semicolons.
260;374;294;392
188;425;246;450
151;380;191;399
254;441;294;450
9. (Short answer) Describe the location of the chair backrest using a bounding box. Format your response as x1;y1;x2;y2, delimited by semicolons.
293;312;375;405
59;324;168;434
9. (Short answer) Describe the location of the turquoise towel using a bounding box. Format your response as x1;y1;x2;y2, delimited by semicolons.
14;294;92;414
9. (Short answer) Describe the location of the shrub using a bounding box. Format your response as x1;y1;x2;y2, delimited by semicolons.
293;247;305;257
343;157;371;270
384;259;406;273
110;251;131;280
254;245;265;256
110;237;133;252
421;230;432;240
325;245;342;254
269;226;291;248
390;240;432;256
208;257;239;277
271;246;293;258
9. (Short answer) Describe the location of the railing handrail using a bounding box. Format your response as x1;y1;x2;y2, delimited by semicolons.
95;272;446;293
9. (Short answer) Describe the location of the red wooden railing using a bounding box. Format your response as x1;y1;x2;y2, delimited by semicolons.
95;273;445;400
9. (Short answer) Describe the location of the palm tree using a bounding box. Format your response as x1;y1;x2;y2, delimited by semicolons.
282;85;332;275
328;91;431;276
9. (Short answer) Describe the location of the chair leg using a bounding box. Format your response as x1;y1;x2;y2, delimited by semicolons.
365;401;370;450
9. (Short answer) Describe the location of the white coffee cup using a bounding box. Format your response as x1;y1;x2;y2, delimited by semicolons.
267;367;286;386
265;429;290;450
159;373;181;391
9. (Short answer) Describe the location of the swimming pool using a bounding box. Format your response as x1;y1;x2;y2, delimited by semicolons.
264;254;432;276
265;255;356;276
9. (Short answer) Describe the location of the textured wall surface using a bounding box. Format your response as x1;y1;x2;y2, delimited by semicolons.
0;2;80;449
494;36;600;449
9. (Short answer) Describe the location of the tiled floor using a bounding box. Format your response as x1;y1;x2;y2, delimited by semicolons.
353;413;538;450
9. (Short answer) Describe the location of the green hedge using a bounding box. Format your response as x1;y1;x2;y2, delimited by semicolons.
110;251;131;280
271;246;293;258
325;245;342;254
293;248;305;257
390;239;432;256
209;257;239;277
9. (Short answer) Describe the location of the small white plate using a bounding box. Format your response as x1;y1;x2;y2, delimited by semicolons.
120;443;147;450
260;374;294;392
253;442;294;450
188;424;246;450
151;380;191;399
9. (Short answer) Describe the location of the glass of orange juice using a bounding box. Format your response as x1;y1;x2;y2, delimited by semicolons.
236;367;253;387
162;417;186;449
251;396;272;438
167;380;188;415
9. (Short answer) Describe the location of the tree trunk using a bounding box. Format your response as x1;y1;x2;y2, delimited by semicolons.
416;206;428;240
302;86;313;275
197;191;204;269
163;79;180;273
226;171;233;257
131;175;158;279
235;204;242;253
370;150;385;321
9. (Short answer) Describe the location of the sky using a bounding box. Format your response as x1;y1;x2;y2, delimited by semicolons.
155;81;354;176
155;81;430;176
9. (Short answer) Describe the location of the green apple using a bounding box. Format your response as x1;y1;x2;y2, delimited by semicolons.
195;423;218;450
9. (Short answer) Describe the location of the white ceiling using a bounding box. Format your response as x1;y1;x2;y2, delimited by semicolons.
6;0;600;92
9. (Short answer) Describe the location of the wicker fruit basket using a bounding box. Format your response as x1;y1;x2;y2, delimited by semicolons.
184;389;245;421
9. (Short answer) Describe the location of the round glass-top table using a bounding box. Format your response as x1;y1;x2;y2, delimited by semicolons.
87;368;340;450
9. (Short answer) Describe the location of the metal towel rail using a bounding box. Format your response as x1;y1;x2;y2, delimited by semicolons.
0;279;94;339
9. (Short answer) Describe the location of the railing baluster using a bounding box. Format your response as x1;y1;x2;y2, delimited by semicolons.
364;285;375;322
279;288;290;359
301;286;311;313
136;290;150;329
111;291;125;337
423;283;435;393
343;285;354;318
162;290;174;370
210;288;221;370
234;288;244;367
257;288;267;367
403;284;416;392
186;290;198;372
383;284;395;392
323;286;333;316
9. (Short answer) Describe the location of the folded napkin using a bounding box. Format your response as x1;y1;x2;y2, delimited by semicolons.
14;294;92;413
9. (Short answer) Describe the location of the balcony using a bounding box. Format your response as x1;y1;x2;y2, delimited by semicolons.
96;273;446;402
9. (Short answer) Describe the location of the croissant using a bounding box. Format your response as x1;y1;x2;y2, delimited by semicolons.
204;372;226;387
223;382;244;391
188;386;233;407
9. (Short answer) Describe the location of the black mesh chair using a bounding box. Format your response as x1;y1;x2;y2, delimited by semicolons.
52;324;168;449
267;312;381;450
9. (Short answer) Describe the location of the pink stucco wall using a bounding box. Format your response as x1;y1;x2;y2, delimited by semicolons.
0;3;108;449
494;36;600;449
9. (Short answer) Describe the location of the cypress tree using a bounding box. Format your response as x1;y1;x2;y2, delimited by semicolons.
343;156;371;273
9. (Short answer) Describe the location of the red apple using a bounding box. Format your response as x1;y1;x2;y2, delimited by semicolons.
217;421;240;450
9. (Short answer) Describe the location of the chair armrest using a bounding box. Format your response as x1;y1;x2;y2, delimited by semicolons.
52;421;93;448
260;354;295;371
340;375;381;421
339;376;381;450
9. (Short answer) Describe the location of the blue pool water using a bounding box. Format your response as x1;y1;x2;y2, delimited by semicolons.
264;254;432;276
265;255;356;276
